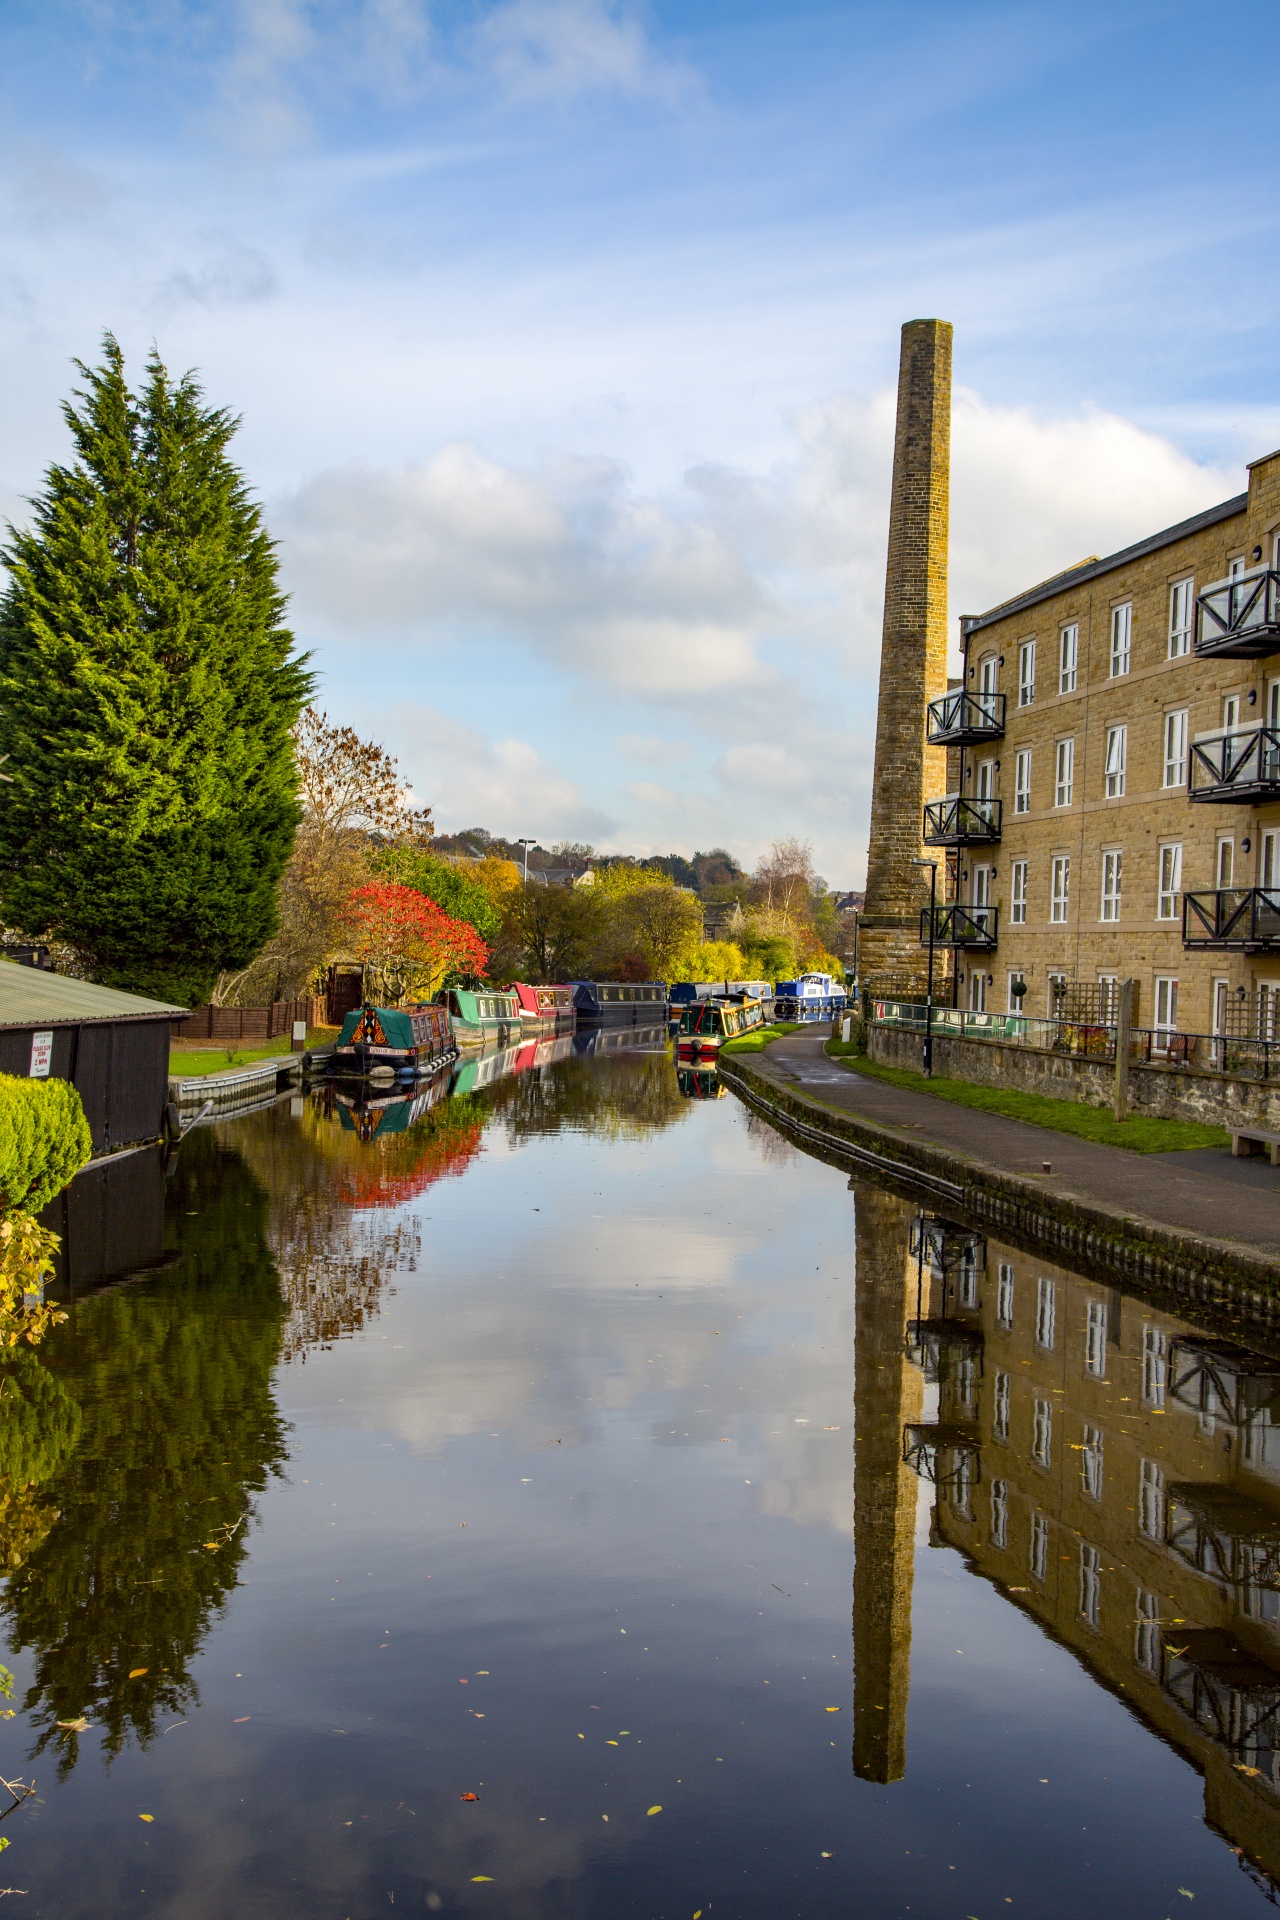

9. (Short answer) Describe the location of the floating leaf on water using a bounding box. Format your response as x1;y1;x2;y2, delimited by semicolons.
824;1707;840;1713
459;1792;479;1802
234;1717;251;1724
470;1875;494;1882
56;1717;90;1732
138;1814;154;1822
128;1669;148;1679
1236;1764;1263;1777
647;1805;662;1816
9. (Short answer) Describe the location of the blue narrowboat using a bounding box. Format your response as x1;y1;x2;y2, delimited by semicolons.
330;1002;458;1079
570;981;669;1025
772;972;847;1022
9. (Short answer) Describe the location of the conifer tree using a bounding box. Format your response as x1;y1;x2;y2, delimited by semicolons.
0;337;311;1004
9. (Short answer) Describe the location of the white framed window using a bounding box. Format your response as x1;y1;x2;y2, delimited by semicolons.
1135;1590;1161;1673
1046;970;1067;1015
1110;602;1132;677
1059;623;1079;693
997;1265;1015;1330
1139;1459;1165;1541
1050;854;1070;924
1223;694;1241;731
1030;1511;1049;1581
1085;1300;1108;1376
1014;747;1031;814
1154;976;1179;1042
1261;981;1280;1042
994;1369;1011;1439
1216;837;1235;888
1268;678;1280;729
978;654;998;695
968;971;987;1012
1036;1276;1056;1349
1157;843;1182;920
1054;737;1074;807
1142;1327;1166;1408
1097;974;1119;1023
990;1478;1008;1550
1104;724;1126;798
959;1247;980;1310
1228;554;1246;580
1018;638;1036;707
951;1449;973;1518
1169;578;1194;657
1010;860;1028;925
1081;1425;1104;1500
976;758;995;800
1163;708;1188;787
1263;828;1280;888
1080;1541;1101;1627
1100;849;1122;922
1033;1397;1053;1467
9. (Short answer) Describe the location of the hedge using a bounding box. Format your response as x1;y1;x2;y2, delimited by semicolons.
0;1075;93;1213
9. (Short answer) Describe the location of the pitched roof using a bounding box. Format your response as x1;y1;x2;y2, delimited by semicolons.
0;961;187;1029
961;492;1248;637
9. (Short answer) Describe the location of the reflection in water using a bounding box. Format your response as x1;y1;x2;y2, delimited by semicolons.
2;1137;288;1772
677;1064;725;1099
898;1203;1280;1897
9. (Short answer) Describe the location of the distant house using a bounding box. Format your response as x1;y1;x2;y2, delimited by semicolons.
528;867;596;888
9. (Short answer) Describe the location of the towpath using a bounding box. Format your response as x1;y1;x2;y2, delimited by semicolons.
744;1028;1280;1262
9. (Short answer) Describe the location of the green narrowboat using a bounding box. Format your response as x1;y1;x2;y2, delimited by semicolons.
435;986;522;1049
674;993;766;1058
330;1002;458;1079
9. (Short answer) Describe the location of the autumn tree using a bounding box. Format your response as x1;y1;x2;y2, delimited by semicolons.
341;882;488;1005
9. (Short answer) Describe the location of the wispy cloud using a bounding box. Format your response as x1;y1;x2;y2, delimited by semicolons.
470;0;694;103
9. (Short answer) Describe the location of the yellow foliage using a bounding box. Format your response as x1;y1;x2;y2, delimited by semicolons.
678;940;748;984
447;854;522;907
0;1211;67;1349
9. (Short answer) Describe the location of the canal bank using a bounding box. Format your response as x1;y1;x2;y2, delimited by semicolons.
720;1027;1280;1313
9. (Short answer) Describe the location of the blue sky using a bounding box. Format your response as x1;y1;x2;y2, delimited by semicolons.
1;0;1276;883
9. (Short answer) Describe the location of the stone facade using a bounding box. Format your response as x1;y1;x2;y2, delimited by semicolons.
860;319;953;995
949;448;1280;1039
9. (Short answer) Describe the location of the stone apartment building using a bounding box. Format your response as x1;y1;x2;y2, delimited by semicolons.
855;1189;1280;1890
939;449;1280;1038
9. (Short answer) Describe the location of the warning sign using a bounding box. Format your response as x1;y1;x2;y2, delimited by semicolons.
29;1031;53;1078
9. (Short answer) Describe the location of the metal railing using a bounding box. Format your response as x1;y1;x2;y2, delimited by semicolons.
919;903;998;948
1189;726;1280;802
1196;567;1280;659
869;999;1280;1080
926;689;1006;745
1183;887;1280;949
922;794;1002;845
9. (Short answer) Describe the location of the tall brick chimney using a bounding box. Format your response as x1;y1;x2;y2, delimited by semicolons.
858;319;952;994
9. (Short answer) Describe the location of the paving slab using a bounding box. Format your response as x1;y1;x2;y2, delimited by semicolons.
750;1028;1280;1261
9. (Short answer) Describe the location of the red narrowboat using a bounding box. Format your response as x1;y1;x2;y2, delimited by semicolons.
512;982;576;1031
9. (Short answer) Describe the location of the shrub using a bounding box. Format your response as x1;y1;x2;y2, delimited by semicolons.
0;1075;92;1213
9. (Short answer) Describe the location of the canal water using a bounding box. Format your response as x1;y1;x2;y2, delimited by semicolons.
4;1040;1280;1915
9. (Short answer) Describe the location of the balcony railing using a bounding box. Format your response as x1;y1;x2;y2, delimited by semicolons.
869;999;1280;1079
920;903;998;949
1196;568;1280;659
1189;725;1280;803
1183;887;1280;950
922;794;1002;845
926;689;1006;746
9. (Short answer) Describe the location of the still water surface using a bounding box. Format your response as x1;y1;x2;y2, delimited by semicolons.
4;1041;1279;1915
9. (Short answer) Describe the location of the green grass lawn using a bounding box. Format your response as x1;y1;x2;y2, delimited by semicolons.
718;1021;803;1057
169;1027;339;1080
819;1037;1230;1155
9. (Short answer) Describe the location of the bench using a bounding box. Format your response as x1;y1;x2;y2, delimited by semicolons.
1230;1131;1280;1165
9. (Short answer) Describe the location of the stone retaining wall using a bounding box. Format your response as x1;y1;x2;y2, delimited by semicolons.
867;1022;1280;1134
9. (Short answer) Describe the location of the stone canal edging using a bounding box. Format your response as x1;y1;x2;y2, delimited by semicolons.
718;1050;1280;1327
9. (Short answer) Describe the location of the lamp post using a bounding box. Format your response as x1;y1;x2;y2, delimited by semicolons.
516;837;536;884
911;858;938;1077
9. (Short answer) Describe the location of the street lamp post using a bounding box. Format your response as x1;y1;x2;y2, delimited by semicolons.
911;858;939;1077
516;838;536;884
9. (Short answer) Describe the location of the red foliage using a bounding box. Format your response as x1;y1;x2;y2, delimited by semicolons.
616;952;651;981
333;1122;485;1209
342;881;488;987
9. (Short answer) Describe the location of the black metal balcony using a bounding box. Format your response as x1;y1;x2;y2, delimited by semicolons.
1183;888;1280;950
921;903;998;950
922;794;1001;845
926;689;1006;746
1196;568;1280;659
1189;725;1280;803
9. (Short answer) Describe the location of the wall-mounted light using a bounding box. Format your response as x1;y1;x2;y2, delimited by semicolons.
1249;687;1258;705
1253;545;1264;562
967;665;975;678
994;760;1001;772
986;974;994;986
1243;837;1252;853
998;655;1005;667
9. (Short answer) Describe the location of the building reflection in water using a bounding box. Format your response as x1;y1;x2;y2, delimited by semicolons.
870;1192;1280;1897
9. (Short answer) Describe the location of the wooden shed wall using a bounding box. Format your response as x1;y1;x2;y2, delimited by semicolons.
39;1144;167;1294
0;1018;173;1154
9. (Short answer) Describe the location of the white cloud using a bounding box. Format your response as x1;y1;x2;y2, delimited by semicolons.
471;0;693;102
154;237;278;309
386;702;617;841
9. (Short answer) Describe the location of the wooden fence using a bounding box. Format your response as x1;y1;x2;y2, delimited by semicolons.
174;995;329;1043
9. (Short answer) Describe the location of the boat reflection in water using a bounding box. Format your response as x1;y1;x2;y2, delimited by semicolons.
572;1022;669;1057
853;1187;1280;1898
677;1063;725;1099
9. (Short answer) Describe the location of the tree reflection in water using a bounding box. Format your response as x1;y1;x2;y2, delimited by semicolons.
0;1135;288;1775
484;1049;690;1143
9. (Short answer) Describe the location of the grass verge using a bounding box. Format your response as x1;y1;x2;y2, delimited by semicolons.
719;1021;803;1058
821;1037;1230;1154
169;1028;339;1080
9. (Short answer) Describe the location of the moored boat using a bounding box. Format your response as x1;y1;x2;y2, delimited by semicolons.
329;1002;457;1080
512;982;576;1030
331;1073;451;1141
570;981;668;1025
436;986;522;1049
677;1063;726;1099
772;972;847;1022
674;993;766;1058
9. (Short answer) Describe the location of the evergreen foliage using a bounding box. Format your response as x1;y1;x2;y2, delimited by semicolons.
0;1075;92;1213
374;847;503;947
0;337;311;1005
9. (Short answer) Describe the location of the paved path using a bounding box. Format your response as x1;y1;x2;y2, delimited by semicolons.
749;1029;1280;1261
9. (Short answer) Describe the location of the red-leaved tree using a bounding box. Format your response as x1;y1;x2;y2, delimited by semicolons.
341;882;488;1005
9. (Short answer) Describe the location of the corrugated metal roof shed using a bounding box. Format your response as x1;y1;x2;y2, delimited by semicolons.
0;961;185;1029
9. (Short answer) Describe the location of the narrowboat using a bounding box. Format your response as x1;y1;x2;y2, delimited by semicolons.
512;982;576;1030
570;981;669;1025
435;986;522;1048
448;1040;527;1095
669;979;773;1007
329;1002;458;1080
772;972;847;1022
674;993;766;1058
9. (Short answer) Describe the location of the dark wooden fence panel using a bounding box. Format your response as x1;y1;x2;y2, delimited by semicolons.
174;996;327;1042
